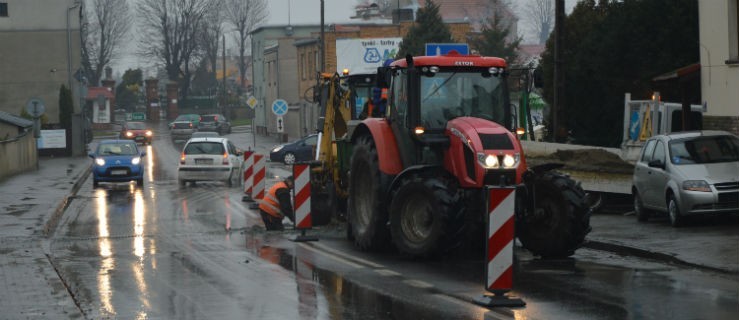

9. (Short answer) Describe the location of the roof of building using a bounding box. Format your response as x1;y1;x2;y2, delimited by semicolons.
0;110;34;128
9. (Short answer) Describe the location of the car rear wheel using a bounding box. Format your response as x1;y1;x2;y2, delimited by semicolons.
283;152;296;165
668;194;684;227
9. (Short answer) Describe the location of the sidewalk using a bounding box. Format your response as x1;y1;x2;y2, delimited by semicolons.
0;156;88;318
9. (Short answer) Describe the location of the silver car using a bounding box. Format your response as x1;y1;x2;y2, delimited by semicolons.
632;130;739;226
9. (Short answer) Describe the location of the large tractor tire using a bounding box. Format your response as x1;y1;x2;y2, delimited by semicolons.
516;171;591;258
389;174;465;257
347;136;390;250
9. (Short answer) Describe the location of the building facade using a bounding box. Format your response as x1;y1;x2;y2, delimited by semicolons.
699;0;739;134
0;0;82;123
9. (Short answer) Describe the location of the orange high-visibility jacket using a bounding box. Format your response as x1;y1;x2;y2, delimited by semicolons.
259;181;288;218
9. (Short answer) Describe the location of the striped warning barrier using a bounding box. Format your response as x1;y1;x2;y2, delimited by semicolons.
241;151;254;202
290;163;317;242
251;154;266;200
474;187;524;307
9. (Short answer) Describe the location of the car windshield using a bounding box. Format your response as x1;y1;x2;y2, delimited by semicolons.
98;142;137;155
184;142;224;155
420;71;506;129
669;135;739;164
127;122;146;130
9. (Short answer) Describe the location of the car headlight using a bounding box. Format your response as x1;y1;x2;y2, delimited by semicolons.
683;180;711;192
145;131;153;136
271;145;284;153
126;131;133;137
132;157;141;165
95;158;105;166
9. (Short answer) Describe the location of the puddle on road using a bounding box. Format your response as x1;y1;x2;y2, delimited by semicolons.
243;233;463;320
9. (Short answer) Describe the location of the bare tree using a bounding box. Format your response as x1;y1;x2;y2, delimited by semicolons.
138;0;217;100
224;0;268;92
81;0;131;86
521;0;554;44
201;2;224;82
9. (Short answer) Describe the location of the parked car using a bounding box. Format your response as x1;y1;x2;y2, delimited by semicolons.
191;131;219;138
170;120;197;142
178;137;242;187
119;121;153;145
632;130;739;226
198;114;231;135
168;113;201;130
89;140;146;187
269;134;318;165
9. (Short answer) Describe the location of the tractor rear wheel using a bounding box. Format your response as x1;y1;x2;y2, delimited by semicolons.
347;136;389;250
389;175;464;257
517;171;591;258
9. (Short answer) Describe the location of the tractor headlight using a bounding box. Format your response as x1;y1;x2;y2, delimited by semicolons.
477;153;499;168
477;153;520;169
95;158;105;166
131;157;141;165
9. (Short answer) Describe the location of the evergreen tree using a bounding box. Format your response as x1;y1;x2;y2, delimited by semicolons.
58;85;74;129
116;69;144;111
468;10;522;65
397;0;454;57
539;0;699;147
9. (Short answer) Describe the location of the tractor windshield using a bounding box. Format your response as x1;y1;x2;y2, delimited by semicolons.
420;71;506;130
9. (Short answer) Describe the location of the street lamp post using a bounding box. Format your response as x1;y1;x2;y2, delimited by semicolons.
66;1;80;90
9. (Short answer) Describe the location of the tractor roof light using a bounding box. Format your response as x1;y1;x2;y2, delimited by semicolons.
516;127;525;136
414;126;425;135
489;67;502;75
342;68;349;76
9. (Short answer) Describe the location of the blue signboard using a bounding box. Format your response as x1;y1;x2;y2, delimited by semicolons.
425;43;470;56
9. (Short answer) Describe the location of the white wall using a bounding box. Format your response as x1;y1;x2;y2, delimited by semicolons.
699;0;739;117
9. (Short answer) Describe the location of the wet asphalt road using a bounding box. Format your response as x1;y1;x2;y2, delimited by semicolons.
46;124;739;320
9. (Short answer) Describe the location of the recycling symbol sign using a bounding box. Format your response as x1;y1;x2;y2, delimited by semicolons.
364;48;381;63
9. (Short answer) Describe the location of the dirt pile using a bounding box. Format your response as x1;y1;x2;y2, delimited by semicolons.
526;149;635;174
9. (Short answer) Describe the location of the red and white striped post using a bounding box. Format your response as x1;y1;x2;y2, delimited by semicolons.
241;151;254;202
474;187;525;308
247;154;266;210
290;163;318;242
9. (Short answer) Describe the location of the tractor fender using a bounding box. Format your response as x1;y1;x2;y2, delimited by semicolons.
351;118;403;175
388;164;444;200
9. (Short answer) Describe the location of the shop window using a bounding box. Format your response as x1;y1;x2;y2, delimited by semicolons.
0;3;8;17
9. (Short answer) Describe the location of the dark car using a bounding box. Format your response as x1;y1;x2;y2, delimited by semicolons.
119;121;153;144
198;114;231;135
89;140;146;187
269;134;318;165
168;113;201;130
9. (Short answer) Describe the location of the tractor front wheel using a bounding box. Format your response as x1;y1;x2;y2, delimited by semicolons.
517;171;592;258
389;175;464;258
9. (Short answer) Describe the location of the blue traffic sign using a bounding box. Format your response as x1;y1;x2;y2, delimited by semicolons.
271;99;288;116
425;43;469;56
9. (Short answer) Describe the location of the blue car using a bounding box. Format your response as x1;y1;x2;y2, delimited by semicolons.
89;140;146;187
269;134;318;164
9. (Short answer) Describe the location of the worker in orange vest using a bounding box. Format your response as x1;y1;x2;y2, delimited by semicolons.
258;175;295;231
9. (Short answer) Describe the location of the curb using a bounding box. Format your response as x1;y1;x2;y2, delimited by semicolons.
42;163;92;237
583;239;737;275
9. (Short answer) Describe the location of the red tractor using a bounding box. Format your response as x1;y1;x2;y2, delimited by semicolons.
340;53;591;258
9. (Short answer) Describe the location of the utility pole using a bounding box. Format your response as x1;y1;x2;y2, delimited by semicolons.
320;0;325;73
553;0;565;142
222;34;227;115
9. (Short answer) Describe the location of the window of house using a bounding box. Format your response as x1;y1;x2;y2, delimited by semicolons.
729;0;739;64
0;3;8;17
301;53;306;80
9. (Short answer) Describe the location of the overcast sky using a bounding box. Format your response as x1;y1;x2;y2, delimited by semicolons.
266;0;357;26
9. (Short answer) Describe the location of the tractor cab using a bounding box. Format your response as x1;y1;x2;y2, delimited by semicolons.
377;53;513;170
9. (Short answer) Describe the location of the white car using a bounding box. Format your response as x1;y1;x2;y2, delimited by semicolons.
178;137;243;187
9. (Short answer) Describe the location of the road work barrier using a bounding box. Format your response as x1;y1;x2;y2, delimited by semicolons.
246;154;266;210
474;187;525;308
290;163;317;242
242;151;254;202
